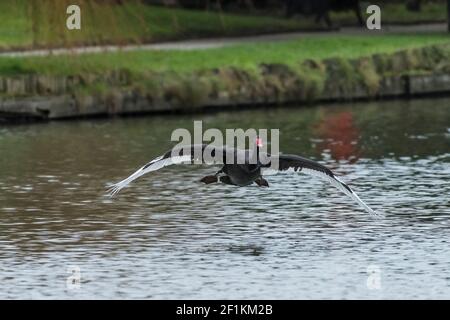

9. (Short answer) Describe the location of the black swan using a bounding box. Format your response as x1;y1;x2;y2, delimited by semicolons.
107;138;380;217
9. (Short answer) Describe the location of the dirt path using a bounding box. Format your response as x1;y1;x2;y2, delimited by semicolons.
0;23;446;58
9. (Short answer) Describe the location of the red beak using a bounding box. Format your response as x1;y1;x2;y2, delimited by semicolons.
256;137;263;147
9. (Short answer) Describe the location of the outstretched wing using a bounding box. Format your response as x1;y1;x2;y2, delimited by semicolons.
262;154;381;217
107;144;233;196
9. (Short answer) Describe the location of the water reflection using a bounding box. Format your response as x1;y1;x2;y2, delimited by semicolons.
315;111;361;163
0;97;449;299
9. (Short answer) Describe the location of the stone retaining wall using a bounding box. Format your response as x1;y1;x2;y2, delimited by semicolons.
1;44;450;121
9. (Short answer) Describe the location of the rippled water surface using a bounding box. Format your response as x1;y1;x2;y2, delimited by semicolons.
0;98;449;299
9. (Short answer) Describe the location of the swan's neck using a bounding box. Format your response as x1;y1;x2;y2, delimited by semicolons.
250;146;260;166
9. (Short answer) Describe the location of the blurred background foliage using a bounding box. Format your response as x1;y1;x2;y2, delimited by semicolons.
0;0;447;50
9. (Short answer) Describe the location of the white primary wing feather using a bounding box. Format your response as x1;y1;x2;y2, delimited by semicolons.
107;155;191;197
262;167;382;218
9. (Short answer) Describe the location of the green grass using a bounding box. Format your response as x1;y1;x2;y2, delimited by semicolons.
1;34;449;77
0;0;447;51
381;2;446;23
334;2;447;25
0;0;313;50
0;0;33;49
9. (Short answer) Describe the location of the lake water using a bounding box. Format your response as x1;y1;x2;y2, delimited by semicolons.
0;97;449;299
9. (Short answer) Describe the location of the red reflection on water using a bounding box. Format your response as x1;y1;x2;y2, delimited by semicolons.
315;111;361;163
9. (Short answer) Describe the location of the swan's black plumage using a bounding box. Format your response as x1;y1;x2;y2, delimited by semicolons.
272;154;333;175
107;142;380;217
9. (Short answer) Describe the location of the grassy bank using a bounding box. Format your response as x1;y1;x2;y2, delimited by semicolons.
2;34;450;120
0;1;447;51
0;34;449;77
